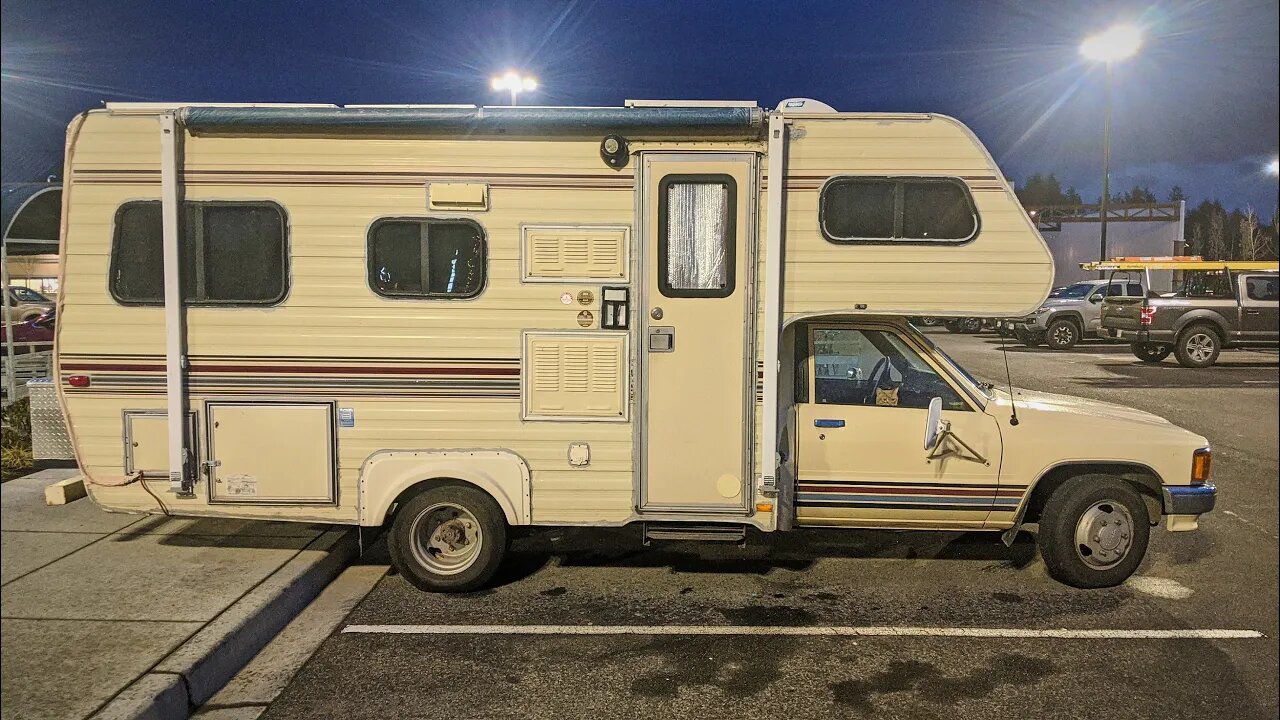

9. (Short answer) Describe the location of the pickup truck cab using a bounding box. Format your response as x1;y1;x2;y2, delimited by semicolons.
1100;265;1279;367
1006;278;1144;350
792;317;1215;588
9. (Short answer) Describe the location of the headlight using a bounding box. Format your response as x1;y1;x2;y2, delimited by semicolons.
1032;307;1052;315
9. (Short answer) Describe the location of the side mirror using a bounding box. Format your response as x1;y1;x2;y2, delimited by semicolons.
923;397;944;450
1088;294;1103;303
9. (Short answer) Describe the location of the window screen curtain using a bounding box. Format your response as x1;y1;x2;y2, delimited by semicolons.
666;182;729;290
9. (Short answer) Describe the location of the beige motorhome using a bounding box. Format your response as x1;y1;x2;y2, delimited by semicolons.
55;99;1216;591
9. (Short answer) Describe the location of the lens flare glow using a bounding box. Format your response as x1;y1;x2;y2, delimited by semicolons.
1080;23;1143;63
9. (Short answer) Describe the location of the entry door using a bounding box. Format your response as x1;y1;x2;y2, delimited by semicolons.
640;154;755;511
794;324;1004;528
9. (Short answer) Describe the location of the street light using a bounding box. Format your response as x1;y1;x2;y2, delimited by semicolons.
1267;158;1279;177
1080;23;1143;275
491;71;537;106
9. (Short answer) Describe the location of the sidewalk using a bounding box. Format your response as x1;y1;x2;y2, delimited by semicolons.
1;470;355;720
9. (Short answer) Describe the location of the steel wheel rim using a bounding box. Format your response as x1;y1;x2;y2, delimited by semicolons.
1186;333;1214;362
1074;500;1134;570
1052;324;1074;345
409;502;483;576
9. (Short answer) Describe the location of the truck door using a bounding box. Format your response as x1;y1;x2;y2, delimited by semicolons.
794;323;1006;528
1238;274;1280;343
639;153;756;511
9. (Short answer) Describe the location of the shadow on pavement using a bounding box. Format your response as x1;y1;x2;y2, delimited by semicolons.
482;525;1039;590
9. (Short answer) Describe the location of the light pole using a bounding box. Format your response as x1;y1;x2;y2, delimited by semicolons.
491;71;537;106
1080;23;1142;276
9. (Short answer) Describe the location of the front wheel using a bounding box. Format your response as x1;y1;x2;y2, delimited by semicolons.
1174;325;1221;368
389;484;507;593
1045;318;1079;350
1131;342;1172;363
1038;475;1150;588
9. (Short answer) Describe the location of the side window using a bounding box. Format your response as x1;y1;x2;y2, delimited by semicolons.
659;175;736;298
367;218;486;299
1245;275;1279;302
811;327;968;410
110;201;288;306
821;177;978;244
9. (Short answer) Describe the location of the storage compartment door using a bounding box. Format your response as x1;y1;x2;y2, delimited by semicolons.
208;402;336;503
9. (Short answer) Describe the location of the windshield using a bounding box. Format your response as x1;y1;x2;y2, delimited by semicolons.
915;330;994;401
1055;283;1096;299
9;287;50;303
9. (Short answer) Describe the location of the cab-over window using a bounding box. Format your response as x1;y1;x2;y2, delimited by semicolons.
820;177;978;244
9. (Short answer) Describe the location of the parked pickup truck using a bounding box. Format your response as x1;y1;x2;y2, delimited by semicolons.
1099;264;1279;367
1004;278;1144;350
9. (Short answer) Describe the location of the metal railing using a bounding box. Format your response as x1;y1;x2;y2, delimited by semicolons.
1;345;53;405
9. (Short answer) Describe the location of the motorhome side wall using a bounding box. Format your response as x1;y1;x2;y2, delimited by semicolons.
57;110;639;524
778;114;1053;319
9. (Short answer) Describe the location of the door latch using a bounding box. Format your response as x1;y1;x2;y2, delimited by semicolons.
648;326;675;352
201;459;221;475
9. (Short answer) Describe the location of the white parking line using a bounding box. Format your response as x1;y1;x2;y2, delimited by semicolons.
342;624;1263;639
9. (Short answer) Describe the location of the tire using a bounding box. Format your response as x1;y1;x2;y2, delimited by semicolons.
1045;318;1080;350
389;483;507;593
1131;342;1172;363
961;318;983;334
1037;475;1150;589
920;317;943;327
1173;324;1221;368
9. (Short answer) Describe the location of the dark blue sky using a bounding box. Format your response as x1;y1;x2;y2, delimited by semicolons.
3;0;1277;211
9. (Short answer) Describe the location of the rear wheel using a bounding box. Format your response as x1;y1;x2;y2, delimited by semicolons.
1174;324;1221;368
1131;342;1172;363
389;484;507;593
1045;318;1079;350
1038;475;1150;588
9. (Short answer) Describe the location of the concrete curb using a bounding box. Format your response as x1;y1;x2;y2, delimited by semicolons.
91;527;359;720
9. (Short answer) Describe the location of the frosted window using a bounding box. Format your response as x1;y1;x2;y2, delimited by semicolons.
661;178;734;298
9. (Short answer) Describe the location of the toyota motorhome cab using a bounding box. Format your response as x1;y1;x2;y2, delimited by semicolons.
54;100;1215;592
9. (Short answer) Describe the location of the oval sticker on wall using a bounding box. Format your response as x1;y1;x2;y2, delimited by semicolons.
576;310;594;327
577;290;595;306
560;292;574;305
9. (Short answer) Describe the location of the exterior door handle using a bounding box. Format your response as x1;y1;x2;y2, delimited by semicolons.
1245;309;1260;315
814;419;845;428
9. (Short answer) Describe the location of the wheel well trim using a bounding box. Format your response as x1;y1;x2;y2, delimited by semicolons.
1047;311;1084;329
357;448;533;527
1012;459;1166;525
1173;313;1228;339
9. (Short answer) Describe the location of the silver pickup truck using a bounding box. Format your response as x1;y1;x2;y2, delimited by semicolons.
1101;269;1279;367
1005;279;1144;350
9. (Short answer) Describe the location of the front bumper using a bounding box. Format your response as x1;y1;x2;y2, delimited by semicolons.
1162;483;1217;516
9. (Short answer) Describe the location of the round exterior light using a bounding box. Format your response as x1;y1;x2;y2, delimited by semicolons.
1080;23;1143;63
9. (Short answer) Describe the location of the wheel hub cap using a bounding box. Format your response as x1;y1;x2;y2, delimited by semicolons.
1074;500;1134;570
409;502;483;576
1187;334;1213;362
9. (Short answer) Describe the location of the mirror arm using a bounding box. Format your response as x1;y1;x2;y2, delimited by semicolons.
926;424;990;466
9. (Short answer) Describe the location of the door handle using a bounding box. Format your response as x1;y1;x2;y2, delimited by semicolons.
814;419;845;428
648;326;675;353
1245;309;1260;315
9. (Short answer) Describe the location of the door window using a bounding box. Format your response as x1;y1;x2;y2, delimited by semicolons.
812;327;967;410
1245;275;1278;302
658;175;736;298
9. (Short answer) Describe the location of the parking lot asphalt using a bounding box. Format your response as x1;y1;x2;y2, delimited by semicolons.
258;331;1279;720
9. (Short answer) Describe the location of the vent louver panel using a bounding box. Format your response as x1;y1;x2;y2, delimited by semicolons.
523;332;628;420
523;225;630;281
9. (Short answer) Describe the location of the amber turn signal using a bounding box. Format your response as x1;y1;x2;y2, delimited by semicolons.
1191;448;1212;485
755;502;773;513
